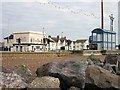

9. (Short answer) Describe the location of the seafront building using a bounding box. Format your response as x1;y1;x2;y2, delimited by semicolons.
89;28;116;50
4;31;74;52
4;31;47;52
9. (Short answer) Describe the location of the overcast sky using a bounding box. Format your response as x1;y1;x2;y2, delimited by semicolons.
0;0;119;43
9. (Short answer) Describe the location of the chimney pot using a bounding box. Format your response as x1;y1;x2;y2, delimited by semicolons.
57;35;59;39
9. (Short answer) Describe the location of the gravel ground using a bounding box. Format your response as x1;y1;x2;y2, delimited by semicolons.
2;54;106;76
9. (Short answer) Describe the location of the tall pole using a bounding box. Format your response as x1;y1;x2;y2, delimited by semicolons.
109;14;114;31
42;27;45;52
101;0;104;29
8;18;10;51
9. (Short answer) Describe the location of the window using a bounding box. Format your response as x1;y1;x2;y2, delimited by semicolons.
33;38;35;42
37;38;39;42
16;46;18;52
32;46;34;50
31;38;32;42
36;46;40;51
41;39;43;43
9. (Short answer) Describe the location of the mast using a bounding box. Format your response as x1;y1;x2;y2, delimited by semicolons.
101;0;104;29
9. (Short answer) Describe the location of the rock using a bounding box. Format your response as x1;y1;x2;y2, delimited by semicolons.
0;69;27;89
87;54;103;67
116;67;120;76
8;79;27;88
29;76;60;88
36;60;88;90
118;61;120;70
85;65;120;90
67;86;81;90
87;59;94;65
0;66;12;73
103;64;116;74
10;64;35;84
104;54;118;65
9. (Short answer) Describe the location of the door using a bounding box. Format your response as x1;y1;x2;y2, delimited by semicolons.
20;46;22;52
16;46;18;52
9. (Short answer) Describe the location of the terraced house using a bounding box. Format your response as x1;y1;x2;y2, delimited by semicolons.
73;39;89;50
47;35;73;51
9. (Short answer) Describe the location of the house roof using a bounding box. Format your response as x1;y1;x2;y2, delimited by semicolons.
48;36;71;43
13;31;46;35
4;34;14;39
51;37;59;42
75;39;88;43
92;28;116;34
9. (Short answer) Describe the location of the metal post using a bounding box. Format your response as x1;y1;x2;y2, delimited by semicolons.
61;32;63;38
43;27;45;52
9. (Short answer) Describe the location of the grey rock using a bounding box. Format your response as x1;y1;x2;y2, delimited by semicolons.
36;60;88;90
0;71;27;89
0;66;12;73
87;54;103;67
104;54;118;65
118;61;120;70
85;65;120;90
67;86;81;90
103;64;116;74
29;76;60;88
87;59;94;65
10;64;35;84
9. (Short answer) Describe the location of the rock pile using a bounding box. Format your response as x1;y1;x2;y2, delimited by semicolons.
1;54;120;90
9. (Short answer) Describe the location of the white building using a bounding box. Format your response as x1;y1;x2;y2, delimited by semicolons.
4;31;47;52
73;39;89;50
47;35;73;51
4;34;14;51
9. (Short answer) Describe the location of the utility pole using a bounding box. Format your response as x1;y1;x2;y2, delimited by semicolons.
61;32;63;38
42;27;45;52
101;0;104;29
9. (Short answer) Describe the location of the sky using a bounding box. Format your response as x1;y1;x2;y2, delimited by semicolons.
0;0;119;43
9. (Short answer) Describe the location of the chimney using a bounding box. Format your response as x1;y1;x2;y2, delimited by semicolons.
64;37;66;40
57;35;59;39
48;35;51;38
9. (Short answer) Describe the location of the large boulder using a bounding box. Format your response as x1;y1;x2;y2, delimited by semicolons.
36;60;88;90
87;54;103;67
104;54;118;65
0;66;27;89
29;76;60;88
10;64;35;84
85;65;120;90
